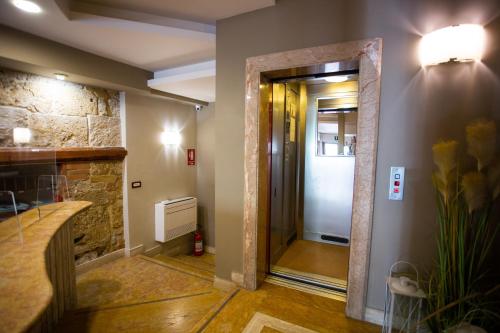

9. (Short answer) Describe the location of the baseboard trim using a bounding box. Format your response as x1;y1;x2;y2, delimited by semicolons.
364;307;384;326
144;244;163;257
76;249;124;275
231;271;244;287
204;246;216;254
126;244;144;257
214;276;237;291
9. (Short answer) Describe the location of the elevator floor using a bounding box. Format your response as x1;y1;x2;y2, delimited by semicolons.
274;240;349;282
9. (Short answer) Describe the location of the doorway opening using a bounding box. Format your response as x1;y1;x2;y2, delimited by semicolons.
265;61;359;297
242;39;382;320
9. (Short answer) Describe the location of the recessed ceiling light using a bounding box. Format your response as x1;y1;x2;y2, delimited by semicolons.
324;75;348;83
12;0;42;14
54;73;67;81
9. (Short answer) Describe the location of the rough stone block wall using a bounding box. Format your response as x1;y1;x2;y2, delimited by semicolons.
0;67;124;264
59;161;124;264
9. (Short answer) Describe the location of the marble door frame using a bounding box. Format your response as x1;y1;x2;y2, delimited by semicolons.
242;38;383;321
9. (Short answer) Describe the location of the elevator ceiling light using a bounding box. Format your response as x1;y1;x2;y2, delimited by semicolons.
54;73;67;81
419;24;485;67
324;75;348;83
12;0;42;13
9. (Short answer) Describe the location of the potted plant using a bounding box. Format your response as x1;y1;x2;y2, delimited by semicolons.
425;119;500;332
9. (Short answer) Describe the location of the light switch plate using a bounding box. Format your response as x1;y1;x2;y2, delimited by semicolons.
389;166;405;200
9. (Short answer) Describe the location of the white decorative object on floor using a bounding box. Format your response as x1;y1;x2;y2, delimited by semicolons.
155;197;197;243
242;312;318;333
383;261;426;333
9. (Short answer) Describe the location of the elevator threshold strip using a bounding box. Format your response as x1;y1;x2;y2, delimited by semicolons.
266;274;346;302
271;265;347;290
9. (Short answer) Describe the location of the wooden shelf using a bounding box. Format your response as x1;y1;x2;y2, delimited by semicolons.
0;147;127;164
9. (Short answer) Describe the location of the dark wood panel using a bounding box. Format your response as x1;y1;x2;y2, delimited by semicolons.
0;147;127;164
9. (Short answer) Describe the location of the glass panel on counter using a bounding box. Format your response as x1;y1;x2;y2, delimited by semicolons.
0;130;61;242
0;191;23;243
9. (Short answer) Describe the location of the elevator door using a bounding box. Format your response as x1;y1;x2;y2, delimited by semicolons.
270;83;299;264
270;83;285;264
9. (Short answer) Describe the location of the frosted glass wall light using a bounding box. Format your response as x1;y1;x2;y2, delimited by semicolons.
419;24;485;66
161;131;181;146
13;127;31;144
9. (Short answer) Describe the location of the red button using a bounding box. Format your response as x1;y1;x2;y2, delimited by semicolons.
394;181;400;186
394;188;399;193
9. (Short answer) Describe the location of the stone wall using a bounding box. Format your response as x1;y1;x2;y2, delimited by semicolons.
60;161;124;264
0;67;124;264
0;68;120;147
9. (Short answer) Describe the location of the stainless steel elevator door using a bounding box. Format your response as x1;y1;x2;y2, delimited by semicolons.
282;84;298;243
270;83;299;264
270;83;285;264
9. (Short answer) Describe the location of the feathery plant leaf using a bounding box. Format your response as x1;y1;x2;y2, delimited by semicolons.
426;119;499;332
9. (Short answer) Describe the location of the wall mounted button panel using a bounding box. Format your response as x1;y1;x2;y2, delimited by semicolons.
389;166;405;200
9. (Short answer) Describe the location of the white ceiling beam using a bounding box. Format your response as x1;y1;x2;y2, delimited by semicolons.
149;60;215;84
147;61;215;102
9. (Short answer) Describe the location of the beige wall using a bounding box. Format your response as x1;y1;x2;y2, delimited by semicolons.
124;93;197;253
215;0;500;310
196;103;215;247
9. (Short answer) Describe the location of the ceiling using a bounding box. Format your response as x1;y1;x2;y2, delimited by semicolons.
0;0;275;102
78;0;275;24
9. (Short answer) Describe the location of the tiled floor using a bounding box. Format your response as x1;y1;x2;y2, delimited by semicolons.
57;254;234;333
202;283;377;333
58;253;378;333
275;240;350;281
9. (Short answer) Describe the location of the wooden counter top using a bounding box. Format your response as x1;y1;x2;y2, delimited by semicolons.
0;201;92;333
0;147;127;164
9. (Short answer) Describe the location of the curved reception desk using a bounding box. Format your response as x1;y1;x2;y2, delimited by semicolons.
0;201;92;333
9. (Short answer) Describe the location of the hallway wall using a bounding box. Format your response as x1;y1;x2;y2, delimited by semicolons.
215;0;500;310
124;93;197;254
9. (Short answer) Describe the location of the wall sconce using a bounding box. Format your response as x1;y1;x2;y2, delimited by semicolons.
419;24;485;67
160;130;181;146
13;127;31;144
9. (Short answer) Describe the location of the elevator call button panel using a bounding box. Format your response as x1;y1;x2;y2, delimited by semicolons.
389;166;405;201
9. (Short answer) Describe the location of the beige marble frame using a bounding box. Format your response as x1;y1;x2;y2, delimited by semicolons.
242;38;383;320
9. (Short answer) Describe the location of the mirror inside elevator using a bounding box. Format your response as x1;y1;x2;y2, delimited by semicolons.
266;61;359;295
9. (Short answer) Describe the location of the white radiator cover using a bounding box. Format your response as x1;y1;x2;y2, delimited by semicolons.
155;197;197;243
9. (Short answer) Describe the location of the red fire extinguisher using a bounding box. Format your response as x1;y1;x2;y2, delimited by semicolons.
194;230;204;256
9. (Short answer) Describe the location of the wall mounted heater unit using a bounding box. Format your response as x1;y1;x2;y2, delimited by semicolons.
155;197;197;243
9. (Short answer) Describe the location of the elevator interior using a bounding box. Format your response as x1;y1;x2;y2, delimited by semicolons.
267;61;359;293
